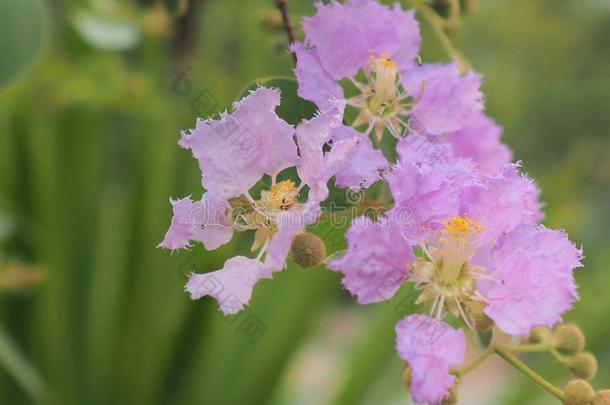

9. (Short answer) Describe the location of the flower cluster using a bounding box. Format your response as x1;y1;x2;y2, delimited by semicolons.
160;1;586;403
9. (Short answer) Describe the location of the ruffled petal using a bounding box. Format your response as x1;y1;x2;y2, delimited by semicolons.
481;225;583;336
330;125;388;190
396;315;466;404
329;215;413;304
291;42;344;110
447;111;512;175
296;101;345;202
387;135;479;242
159;195;233;251
302;1;370;79
461;163;543;246
403;63;483;135
186;256;268;315
180;87;297;198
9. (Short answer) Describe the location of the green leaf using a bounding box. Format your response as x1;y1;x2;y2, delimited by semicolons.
0;0;45;89
0;324;48;403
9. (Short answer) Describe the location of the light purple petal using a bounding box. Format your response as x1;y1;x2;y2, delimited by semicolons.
329;215;413;304
159;195;233;251
186;256;269;315
461;163;543;246
387;135;479;242
302;2;370;79
396;315;466;404
180;87;297;198
403;63;483;135
296;101;345;202
291;42;344;110
481;225;583;336
330;125;388;190
447;111;512;175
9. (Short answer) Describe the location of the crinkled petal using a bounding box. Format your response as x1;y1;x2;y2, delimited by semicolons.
329;215;413;304
180;87;297;198
296;100;345;202
186;256;268;315
302;2;370;79
481;225;583;336
447;111;512;175
396;315;466;404
159;195;233;251
291;42;344;110
462;163;543;245
403;63;483;135
330;125;388;190
387;135;479;242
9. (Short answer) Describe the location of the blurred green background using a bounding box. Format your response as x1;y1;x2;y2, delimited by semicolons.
0;0;609;404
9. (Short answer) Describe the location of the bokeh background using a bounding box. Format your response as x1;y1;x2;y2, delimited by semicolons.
0;0;609;404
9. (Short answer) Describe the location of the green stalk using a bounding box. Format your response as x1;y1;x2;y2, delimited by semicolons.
494;346;565;402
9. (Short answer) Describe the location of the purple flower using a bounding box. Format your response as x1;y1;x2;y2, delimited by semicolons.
396;315;466;404
292;0;425;138
330;139;581;402
163;87;383;314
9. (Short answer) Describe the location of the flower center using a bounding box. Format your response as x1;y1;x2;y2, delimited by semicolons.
261;180;299;211
409;215;487;325
346;53;424;140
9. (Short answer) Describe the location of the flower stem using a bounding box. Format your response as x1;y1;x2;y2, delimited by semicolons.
274;0;297;64
509;343;550;353
493;346;565;402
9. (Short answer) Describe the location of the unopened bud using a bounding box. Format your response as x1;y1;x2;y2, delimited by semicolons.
290;232;326;269
564;379;595;405
552;324;586;355
465;301;494;332
593;390;610;405
440;385;458;405
403;366;412;389
566;352;598;381
528;326;552;343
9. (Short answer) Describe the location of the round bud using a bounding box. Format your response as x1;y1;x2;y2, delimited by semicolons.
564;379;595;405
567;352;598;381
290;232;327;269
528;327;552;344
593;390;610;405
440;385;458;405
552;324;586;355
465;301;494;332
403;366;412;389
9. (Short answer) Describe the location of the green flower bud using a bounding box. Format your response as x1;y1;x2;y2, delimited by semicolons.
465;301;494;332
552;324;586;355
566;352;598;381
440;385;458;405
290;232;326;269
564;379;595;405
592;390;610;405
528;326;552;344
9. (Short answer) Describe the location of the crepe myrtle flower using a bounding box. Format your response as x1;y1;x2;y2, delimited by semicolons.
291;0;483;140
330;137;581;403
159;87;387;315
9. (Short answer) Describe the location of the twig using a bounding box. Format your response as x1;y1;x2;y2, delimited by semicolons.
274;0;297;64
